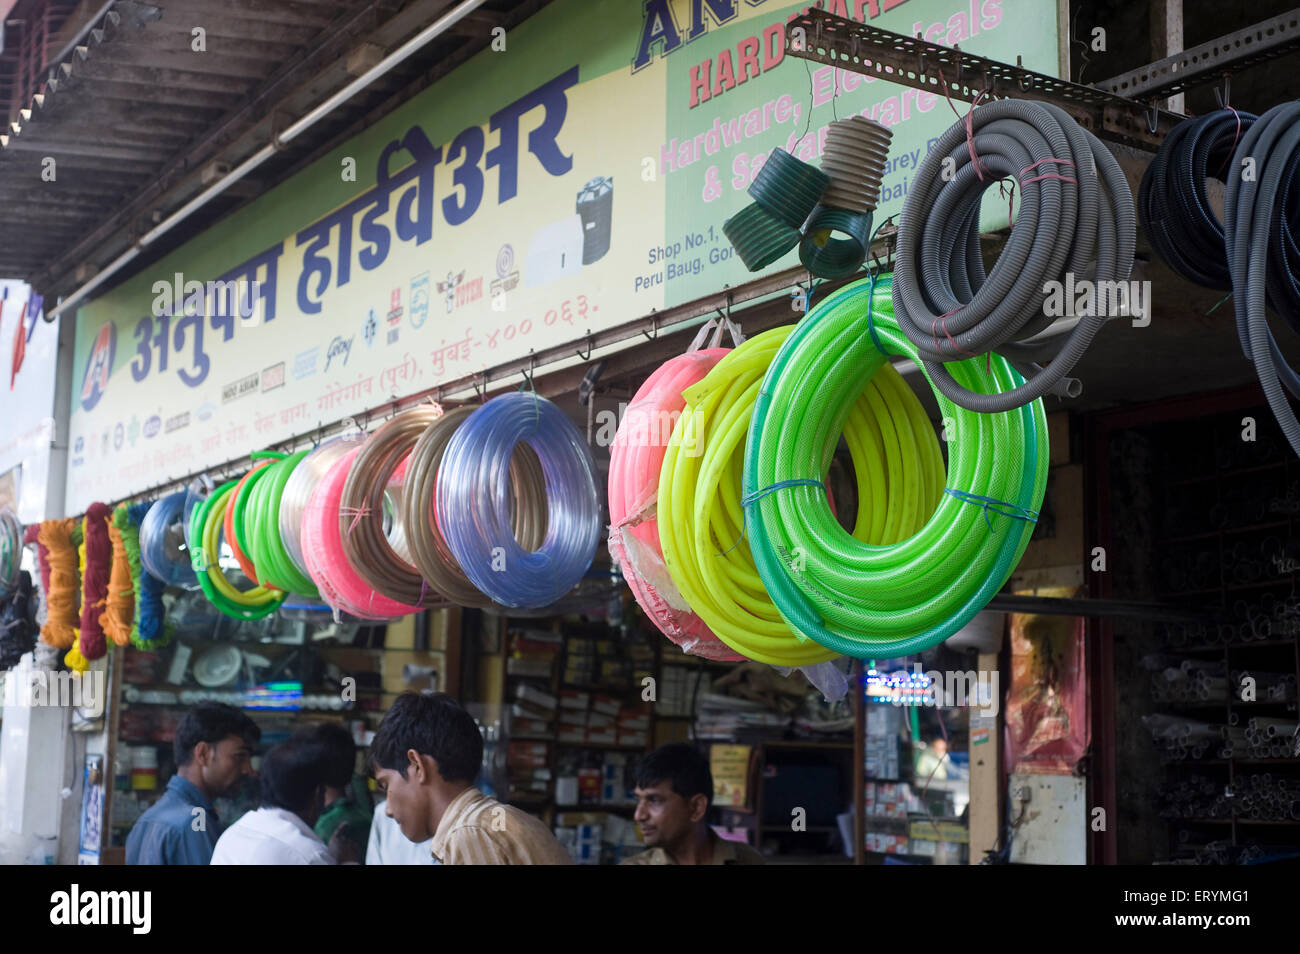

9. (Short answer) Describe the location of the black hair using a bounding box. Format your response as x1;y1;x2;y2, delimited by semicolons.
369;692;483;784
174;702;261;767
635;743;713;806
259;730;333;813
303;722;357;790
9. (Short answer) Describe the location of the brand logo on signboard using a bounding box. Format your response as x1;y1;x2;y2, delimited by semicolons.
436;271;483;314
410;272;430;329
127;416;140;447
294;347;319;380
221;373;259;404
79;323;116;412
196;402;216;421
491;244;520;299
387;288;403;326
325;335;353;372
362;309;377;348
143;416;161;439
262;362;285;392
436;271;465;314
164;412;190;434
113;422;124;451
74;436;85;454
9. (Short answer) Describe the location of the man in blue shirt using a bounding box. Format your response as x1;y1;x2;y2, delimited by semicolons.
126;702;260;865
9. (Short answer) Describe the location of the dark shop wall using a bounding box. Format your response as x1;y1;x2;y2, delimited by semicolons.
1069;1;1300;116
1106;428;1166;864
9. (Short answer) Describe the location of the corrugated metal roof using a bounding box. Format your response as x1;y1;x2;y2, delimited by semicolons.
0;0;550;303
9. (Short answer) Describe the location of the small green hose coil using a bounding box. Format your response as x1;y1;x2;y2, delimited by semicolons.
722;202;802;272
800;205;872;279
748;148;831;229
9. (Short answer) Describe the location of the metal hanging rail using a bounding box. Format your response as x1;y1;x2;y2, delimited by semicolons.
1096;8;1300;101
784;9;1186;151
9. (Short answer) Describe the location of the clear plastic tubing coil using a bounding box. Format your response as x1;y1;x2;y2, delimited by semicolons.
437;391;601;609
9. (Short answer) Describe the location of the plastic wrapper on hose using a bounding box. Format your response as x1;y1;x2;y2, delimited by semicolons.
892;99;1135;412
745;276;1049;659
608;346;739;661
139;491;198;587
1223;101;1300;458
437;391;600;609
279;436;357;582
303;447;421;620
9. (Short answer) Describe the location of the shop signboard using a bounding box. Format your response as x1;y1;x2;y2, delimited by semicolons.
67;0;1058;512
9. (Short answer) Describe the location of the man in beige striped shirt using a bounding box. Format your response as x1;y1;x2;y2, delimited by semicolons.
371;692;572;865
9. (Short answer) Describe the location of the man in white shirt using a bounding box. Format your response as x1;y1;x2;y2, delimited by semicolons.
213;729;358;865
366;800;437;865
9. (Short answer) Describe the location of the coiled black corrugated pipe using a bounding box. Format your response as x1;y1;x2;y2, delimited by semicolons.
1224;101;1300;456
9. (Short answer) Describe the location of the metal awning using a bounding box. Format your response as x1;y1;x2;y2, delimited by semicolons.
0;0;550;303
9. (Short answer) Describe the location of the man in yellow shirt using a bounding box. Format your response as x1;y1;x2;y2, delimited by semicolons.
622;743;764;865
371;692;571;865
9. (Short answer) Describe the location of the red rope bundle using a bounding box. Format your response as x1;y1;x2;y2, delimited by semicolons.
38;518;79;649
79;502;112;661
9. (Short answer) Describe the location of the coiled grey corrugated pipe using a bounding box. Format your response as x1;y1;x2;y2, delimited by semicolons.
1223;102;1300;457
892;100;1135;412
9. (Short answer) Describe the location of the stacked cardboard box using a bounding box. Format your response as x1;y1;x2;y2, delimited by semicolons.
865;703;903;779
865;832;911;854
507;684;558;800
506;629;562;678
659;665;711;717
863;781;921;818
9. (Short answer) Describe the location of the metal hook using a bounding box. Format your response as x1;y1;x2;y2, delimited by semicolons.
1016;55;1031;92
314;422;322;447
575;331;594;362
1146;103;1158;135
521;350;537;391
643;312;659;340
471;374;484;404
387;396;399;421
1214;74;1231;109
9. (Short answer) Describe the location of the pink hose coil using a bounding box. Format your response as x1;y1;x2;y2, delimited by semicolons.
302;447;421;620
607;348;744;661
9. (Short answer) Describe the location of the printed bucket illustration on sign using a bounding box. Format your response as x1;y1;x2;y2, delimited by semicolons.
576;176;613;265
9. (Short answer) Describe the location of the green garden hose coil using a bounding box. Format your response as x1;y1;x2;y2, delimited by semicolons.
745;275;1049;659
657;323;944;666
